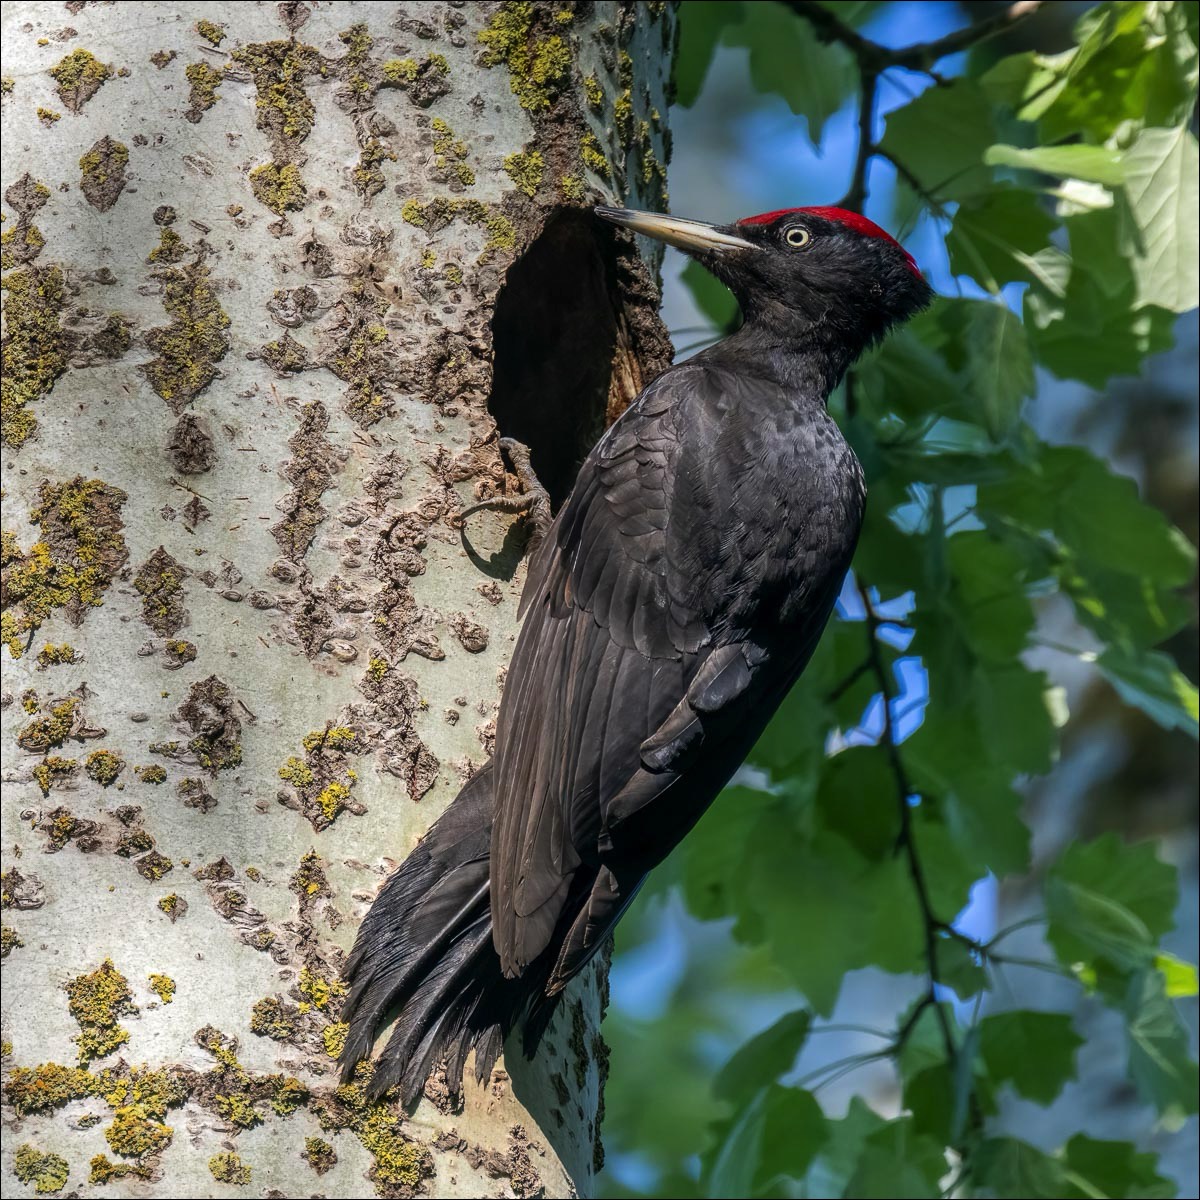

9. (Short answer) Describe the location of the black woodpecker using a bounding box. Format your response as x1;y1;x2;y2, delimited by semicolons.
340;204;935;1103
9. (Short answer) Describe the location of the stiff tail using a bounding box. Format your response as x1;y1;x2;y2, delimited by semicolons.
339;764;548;1106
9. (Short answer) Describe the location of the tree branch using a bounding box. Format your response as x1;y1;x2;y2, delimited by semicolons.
785;1;1044;74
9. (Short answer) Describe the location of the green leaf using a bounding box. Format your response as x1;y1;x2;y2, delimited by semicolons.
706;1084;828;1197
745;825;924;1015
1124;969;1200;1120
1121;125;1200;314
946;188;1059;288
1046;834;1179;975
978;1010;1084;1104
713;1009;811;1105
672;0;744;108
1060;1135;1175;1200
681;785;775;922
880;80;997;200
1155;951;1199;998
960;302;1035;441
1097;645;1199;738
984;142;1126;186
841;1118;947;1199
722;3;856;142
798;1097;886;1198
974;1137;1067;1198
978;445;1197;587
939;935;990;1002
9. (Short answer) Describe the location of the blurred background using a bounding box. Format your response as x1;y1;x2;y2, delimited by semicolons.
597;3;1199;1196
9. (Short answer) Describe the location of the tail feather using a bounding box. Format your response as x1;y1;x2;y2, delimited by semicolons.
340;764;555;1106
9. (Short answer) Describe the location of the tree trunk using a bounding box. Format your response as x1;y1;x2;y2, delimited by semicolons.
0;3;674;1196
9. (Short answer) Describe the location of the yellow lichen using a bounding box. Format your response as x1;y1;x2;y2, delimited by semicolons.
503;149;544;198
136;764;168;784
48;49;112;112
32;756;78;797
184;61;223;116
147;973;175;1004
35;642;78;668
195;19;225;46
208;1152;251;1185
36;107;61;124
478;1;572;112
278;756;314;787
85;749;124;787
353;139;397;198
65;959;137;1064
322;1021;349;1058
1;265;67;449
581;131;611;179
302;726;358;752
559;173;586;202
298;966;347;1013
584;72;603;112
1;925;24;958
249;160;307;215
14;1143;69;1194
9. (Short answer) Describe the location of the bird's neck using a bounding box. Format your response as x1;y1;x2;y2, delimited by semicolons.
704;319;858;401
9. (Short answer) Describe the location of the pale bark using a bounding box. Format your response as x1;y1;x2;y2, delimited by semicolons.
0;3;673;1196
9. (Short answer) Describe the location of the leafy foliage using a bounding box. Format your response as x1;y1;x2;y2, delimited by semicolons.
605;3;1198;1198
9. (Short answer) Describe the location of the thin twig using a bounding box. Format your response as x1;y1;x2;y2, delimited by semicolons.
785;1;1044;74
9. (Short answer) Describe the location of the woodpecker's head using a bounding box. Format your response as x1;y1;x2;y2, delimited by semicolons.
596;205;933;352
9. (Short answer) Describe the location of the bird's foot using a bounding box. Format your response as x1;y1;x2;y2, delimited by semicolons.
456;437;552;554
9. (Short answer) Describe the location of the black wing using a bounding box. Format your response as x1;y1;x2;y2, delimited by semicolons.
489;363;812;984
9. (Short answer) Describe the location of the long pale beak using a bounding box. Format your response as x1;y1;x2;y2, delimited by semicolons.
594;206;757;254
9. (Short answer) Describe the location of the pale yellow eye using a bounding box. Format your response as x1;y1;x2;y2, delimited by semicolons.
785;226;812;248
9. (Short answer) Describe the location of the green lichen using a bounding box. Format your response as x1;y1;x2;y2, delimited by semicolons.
184;61;224;118
559;173;586;202
36;107;60;124
382;58;420;85
442;263;463;286
278;757;314;787
478;1;572;113
249;160;307;215
1;222;46;270
419;248;436;270
133;547;186;635
85;749;124;787
36;642;78;668
142;255;231;410
485;212;517;251
303;1137;337;1174
32;756;78;797
4;478;128;656
79;138;128;187
366;655;389;682
271;1075;308;1116
13;1144;69;1194
89;1157;153;1185
580;130;611;179
431;118;474;186
196;19;225;46
65;959;137;1064
1;925;24;958
584;72;603;112
1;265;67;449
353;139;397;198
229;41;323;145
136;764;168;784
250;997;296;1041
338;23;374;98
1;78;13;96
401;198;427;227
503;149;544;198
147;974;175;1004
614;89;634;146
147;226;187;264
116;829;154;857
48;49;112;112
208;1152;251;1185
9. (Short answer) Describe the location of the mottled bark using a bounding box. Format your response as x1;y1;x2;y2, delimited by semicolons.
0;3;674;1196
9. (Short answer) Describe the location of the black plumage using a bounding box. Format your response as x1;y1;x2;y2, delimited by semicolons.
340;205;934;1104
